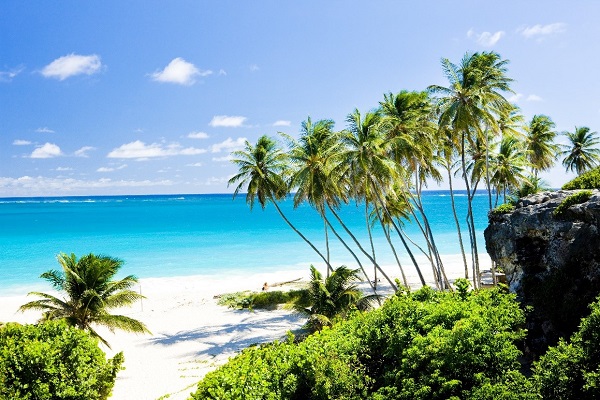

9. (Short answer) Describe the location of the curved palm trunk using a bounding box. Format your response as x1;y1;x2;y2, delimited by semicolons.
375;206;408;287
399;187;445;290
324;215;380;301
269;195;333;273
323;216;331;278
327;203;398;292
461;131;480;289
447;165;469;279
370;186;427;286
365;201;378;290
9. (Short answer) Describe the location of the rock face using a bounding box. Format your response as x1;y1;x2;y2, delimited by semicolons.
485;190;600;356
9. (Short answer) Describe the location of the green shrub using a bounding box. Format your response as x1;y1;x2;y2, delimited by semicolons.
532;296;600;399
0;320;123;400
553;190;593;216
490;203;515;216
562;166;600;189
191;286;527;400
217;289;309;310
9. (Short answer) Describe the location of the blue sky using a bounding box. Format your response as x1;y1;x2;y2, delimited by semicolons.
1;1;599;197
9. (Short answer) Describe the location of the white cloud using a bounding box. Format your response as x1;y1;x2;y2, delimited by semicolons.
249;64;260;72
187;162;204;167
508;93;524;103
41;54;102;80
526;94;543;102
218;69;227;76
55;167;72;171
204;176;229;186
0;176;175;195
36;127;55;133
467;29;505;47
13;140;31;146
273;120;291;127
0;66;24;82
212;155;233;162
97;164;127;172
210;137;246;153
107;140;206;159
151;57;211;85
30;143;62;158
74;146;96;157
187;131;209;139
518;23;567;38
209;115;247;128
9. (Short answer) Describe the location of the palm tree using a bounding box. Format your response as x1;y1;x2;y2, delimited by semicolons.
491;135;527;204
19;252;150;348
429;51;513;288
285;117;340;275
293;265;377;332
379;90;447;289
561;126;600;175
229;135;332;271
342;108;393;288
526;115;559;177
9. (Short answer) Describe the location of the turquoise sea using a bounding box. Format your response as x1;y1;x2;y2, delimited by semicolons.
0;191;490;295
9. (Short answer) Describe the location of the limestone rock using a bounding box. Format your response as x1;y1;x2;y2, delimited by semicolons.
485;189;600;356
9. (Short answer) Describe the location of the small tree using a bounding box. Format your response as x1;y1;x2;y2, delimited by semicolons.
19;252;149;348
0;320;123;400
293;265;378;331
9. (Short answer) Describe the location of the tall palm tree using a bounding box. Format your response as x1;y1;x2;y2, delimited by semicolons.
526;115;559;178
229;135;332;271
438;125;469;279
285;117;340;275
429;51;513;288
19;252;150;348
491;135;527;204
561;126;600;175
292;265;377;332
342;108;392;289
380;90;447;289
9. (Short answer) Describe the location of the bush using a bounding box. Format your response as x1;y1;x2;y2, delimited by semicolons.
553;190;592;217
0;321;123;400
562;166;600;189
217;289;309;310
490;203;515;216
190;286;527;399
532;296;600;399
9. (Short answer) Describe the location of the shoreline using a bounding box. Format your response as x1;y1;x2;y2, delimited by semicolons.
0;256;490;400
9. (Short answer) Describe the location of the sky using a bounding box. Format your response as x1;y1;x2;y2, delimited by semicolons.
1;1;600;197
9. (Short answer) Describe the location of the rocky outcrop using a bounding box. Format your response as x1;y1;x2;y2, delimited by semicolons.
485;190;600;356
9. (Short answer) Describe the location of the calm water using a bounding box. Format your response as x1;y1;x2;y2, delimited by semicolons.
0;191;491;295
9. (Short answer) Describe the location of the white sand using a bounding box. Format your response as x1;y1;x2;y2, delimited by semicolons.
0;255;490;400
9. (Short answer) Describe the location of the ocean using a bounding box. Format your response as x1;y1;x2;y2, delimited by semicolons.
0;191;491;295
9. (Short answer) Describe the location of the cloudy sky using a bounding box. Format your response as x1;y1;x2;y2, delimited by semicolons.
1;1;599;197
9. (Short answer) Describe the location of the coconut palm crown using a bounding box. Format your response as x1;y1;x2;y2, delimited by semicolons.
561;126;600;175
293;265;378;332
19;252;150;348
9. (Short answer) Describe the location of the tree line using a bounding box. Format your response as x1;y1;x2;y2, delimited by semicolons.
229;51;600;291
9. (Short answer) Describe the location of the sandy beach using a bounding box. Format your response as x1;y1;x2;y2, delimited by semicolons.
0;256;489;400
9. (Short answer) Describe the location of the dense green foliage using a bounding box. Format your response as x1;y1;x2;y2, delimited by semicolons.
190;285;526;399
562;166;600;189
0;321;123;400
533;297;600;399
19;252;150;347
553;190;593;216
490;203;515;216
293;265;377;332
217;289;309;310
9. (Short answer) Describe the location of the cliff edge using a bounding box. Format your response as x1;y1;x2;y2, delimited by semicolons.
485;189;600;356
